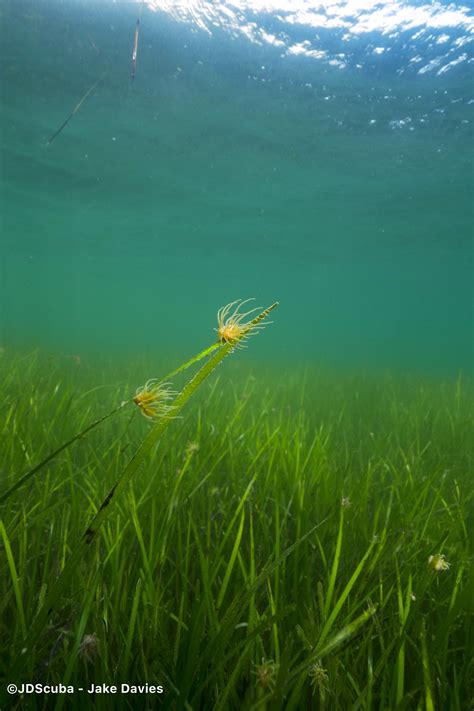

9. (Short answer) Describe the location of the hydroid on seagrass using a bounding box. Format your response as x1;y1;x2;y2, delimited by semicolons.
8;298;278;677
1;299;278;498
216;298;275;348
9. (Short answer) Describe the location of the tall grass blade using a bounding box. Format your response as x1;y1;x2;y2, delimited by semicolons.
6;303;278;686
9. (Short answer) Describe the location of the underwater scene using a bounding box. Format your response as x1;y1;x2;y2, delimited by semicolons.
0;0;473;708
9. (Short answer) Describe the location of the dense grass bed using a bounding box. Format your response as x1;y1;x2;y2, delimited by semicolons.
0;351;473;710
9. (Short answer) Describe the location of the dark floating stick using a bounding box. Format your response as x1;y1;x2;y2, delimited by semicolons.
131;3;143;82
45;78;101;146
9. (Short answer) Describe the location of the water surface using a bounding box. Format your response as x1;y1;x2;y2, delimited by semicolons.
0;0;472;374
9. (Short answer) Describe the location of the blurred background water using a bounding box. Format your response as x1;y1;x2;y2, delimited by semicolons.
0;0;472;375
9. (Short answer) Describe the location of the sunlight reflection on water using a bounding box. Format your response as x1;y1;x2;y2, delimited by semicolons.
138;0;474;76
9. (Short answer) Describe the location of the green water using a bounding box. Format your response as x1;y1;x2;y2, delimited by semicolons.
1;0;472;374
1;4;473;706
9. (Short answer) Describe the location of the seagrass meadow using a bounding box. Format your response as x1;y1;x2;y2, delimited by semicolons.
0;345;473;710
1;0;474;709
